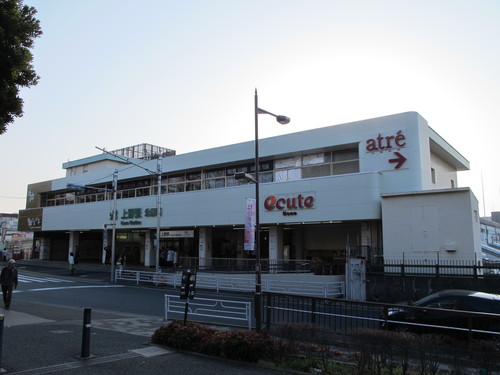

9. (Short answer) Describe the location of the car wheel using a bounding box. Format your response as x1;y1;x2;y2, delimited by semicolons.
393;324;410;333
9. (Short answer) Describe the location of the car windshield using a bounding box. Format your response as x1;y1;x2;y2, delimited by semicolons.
409;292;442;306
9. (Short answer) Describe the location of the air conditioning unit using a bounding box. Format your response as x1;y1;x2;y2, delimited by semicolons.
444;242;457;252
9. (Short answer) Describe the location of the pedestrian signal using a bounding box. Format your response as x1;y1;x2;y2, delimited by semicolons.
180;270;196;300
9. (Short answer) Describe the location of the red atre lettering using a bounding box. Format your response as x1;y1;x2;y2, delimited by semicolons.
264;194;314;211
366;130;406;152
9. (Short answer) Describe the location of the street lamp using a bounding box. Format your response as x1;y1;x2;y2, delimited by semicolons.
96;147;163;273
237;89;290;331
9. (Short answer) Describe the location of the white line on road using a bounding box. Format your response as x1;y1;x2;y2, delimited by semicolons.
19;275;75;283
14;285;126;293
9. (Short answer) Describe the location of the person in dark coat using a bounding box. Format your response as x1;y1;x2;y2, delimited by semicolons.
1;259;18;309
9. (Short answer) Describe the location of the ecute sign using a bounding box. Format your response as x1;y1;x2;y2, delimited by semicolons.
264;192;315;211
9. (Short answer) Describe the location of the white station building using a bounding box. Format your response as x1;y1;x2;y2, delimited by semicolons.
19;112;481;270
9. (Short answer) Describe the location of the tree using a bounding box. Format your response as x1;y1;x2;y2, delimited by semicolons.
0;0;42;134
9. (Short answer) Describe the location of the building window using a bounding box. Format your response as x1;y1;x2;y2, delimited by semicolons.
274;147;359;181
275;169;301;182
205;178;225;189
302;164;330;178
205;168;226;189
431;168;436;184
42;146;359;207
167;173;186;193
186;171;202;191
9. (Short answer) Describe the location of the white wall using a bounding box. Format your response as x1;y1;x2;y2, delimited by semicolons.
430;152;458;189
65;160;126;177
381;188;481;262
41;171;385;231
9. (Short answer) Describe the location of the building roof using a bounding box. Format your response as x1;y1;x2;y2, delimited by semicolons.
381;187;473;199
62;153;132;169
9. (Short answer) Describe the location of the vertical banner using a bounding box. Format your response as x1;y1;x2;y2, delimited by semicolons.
244;198;256;251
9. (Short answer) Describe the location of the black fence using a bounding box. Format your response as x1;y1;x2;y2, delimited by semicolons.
178;256;500;278
264;291;383;332
263;292;500;342
368;259;500;278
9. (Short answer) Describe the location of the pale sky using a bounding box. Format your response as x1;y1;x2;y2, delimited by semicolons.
1;0;499;216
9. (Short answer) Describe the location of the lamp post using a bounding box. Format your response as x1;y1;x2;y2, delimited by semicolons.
155;156;162;273
96;147;163;273
252;89;290;331
110;170;118;281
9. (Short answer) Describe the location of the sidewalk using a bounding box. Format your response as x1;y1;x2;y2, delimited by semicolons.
1;261;290;374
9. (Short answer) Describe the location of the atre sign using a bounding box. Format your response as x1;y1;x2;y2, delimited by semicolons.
264;192;315;212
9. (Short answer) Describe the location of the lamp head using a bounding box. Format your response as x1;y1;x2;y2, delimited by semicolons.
276;115;290;125
234;172;257;183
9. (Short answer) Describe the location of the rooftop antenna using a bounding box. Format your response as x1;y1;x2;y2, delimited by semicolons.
481;170;487;217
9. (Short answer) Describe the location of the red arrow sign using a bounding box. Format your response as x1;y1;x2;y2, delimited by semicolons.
389;152;407;169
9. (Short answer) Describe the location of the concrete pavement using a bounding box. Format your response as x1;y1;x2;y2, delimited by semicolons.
0;261;293;374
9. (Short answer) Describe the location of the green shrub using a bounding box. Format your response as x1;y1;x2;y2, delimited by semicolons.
151;320;213;351
152;321;273;363
199;329;227;357
221;330;273;362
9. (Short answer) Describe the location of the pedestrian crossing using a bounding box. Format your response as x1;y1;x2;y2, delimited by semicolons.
18;275;75;284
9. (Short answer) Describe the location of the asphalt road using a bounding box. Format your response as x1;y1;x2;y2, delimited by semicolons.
1;261;291;374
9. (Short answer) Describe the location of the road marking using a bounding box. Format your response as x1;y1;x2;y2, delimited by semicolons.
14;285;126;293
7;352;141;375
19;275;75;283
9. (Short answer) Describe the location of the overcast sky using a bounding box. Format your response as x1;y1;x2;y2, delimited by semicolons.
1;0;499;216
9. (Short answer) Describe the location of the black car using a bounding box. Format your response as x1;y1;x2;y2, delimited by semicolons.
381;289;500;339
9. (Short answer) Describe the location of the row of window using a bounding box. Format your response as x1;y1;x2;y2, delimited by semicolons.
43;148;359;207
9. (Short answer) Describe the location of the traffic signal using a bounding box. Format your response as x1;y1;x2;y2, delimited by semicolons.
180;270;197;300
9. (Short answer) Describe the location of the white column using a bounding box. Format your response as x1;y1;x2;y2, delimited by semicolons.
199;227;212;269
39;238;50;260
360;222;372;259
144;231;154;267
269;226;283;272
68;232;79;257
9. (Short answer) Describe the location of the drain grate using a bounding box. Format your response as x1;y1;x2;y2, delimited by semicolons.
129;346;174;358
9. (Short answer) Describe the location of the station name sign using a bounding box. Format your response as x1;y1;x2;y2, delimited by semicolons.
160;230;194;238
109;207;163;226
264;192;315;215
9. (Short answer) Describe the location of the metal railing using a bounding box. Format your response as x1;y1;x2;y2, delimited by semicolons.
368;259;500;277
263;292;500;341
115;269;175;285
178;257;313;274
115;270;345;298
164;294;252;329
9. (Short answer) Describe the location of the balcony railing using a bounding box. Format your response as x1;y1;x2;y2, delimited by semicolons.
177;257;313;274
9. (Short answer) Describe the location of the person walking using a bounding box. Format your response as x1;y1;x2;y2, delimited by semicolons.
1;259;18;309
166;248;175;271
69;252;75;276
104;246;111;265
116;253;126;277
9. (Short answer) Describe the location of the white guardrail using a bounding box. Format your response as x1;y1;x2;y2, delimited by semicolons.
115;270;345;298
164;294;252;329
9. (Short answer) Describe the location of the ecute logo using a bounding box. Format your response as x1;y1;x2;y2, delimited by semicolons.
264;193;315;211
